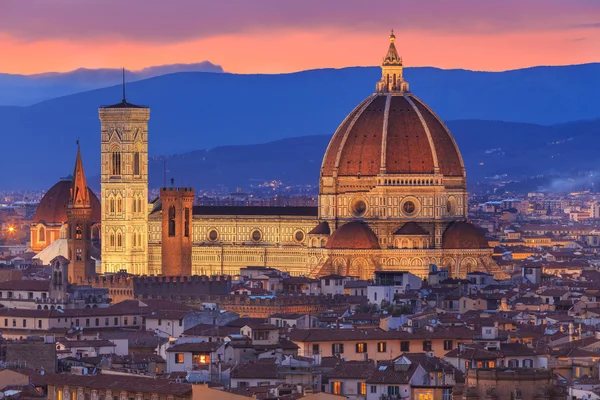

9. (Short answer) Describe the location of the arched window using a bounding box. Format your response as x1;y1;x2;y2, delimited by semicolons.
110;197;115;214
168;206;176;236
76;248;82;261
184;208;190;237
111;151;121;175
75;224;83;240
117;232;122;248
117;197;123;213
38;226;46;242
133;232;137;247
109;233;115;247
137;198;142;214
133;152;140;175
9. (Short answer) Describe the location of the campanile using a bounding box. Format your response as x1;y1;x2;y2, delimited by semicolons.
99;89;150;275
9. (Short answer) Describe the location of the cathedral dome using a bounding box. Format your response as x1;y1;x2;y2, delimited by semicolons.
442;221;489;250
326;221;380;250
33;178;101;225
321;33;464;180
321;93;464;178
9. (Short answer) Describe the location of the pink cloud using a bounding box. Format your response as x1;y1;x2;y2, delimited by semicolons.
1;0;599;43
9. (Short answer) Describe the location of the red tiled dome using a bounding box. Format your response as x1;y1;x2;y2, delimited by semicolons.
321;93;464;178
33;179;101;224
442;221;489;249
326;221;380;250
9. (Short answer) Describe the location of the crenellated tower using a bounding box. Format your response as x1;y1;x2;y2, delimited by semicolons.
160;187;194;276
66;144;95;282
99;83;150;275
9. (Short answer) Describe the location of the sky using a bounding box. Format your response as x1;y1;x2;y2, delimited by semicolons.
1;0;599;75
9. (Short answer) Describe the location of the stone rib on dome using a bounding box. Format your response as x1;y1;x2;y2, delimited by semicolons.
321;93;464;178
326;221;380;250
34;179;101;225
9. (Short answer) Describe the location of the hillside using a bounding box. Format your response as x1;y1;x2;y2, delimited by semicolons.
136;118;600;192
0;61;224;106
1;64;600;189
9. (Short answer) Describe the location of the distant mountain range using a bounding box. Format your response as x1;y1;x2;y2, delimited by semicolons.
136;118;600;193
1;63;599;190
0;62;224;106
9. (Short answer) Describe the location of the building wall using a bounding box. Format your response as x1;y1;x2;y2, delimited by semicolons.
160;188;194;276
148;214;317;276
319;176;468;249
100;106;150;275
294;336;461;360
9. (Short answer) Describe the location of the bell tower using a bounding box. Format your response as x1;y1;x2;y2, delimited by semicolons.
66;144;95;282
99;74;150;275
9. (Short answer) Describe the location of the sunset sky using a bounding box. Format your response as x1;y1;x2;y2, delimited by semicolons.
1;0;599;75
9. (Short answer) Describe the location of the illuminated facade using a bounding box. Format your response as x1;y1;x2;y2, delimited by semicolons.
143;32;503;280
99;98;150;275
35;33;503;280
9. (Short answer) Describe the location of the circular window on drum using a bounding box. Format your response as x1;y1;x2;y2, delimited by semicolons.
207;229;219;242
251;229;262;242
401;198;419;217
294;230;305;243
351;198;368;218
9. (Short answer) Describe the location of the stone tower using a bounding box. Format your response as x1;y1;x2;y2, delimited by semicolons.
160;187;194;276
99;90;150;275
66;145;95;282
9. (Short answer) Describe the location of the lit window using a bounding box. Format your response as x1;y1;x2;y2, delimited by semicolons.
377;342;387;353
175;353;184;364
357;382;366;395
332;382;342;395
356;343;367;353
193;354;210;364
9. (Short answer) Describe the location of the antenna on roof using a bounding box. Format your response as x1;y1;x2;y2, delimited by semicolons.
122;68;126;102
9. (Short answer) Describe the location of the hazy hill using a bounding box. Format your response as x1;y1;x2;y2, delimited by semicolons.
0;61;224;106
137;118;600;192
1;63;600;189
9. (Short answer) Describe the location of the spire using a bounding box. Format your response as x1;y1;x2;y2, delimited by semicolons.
122;67;126;103
383;30;402;66
70;141;91;208
376;30;409;94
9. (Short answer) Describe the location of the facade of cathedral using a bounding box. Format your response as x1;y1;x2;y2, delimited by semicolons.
33;33;502;280
142;33;502;279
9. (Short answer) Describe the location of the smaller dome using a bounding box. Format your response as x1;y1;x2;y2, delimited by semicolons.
34;178;101;225
326;221;380;250
393;222;429;236
443;221;489;250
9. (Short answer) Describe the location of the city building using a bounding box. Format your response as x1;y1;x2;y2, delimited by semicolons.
32;33;503;281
